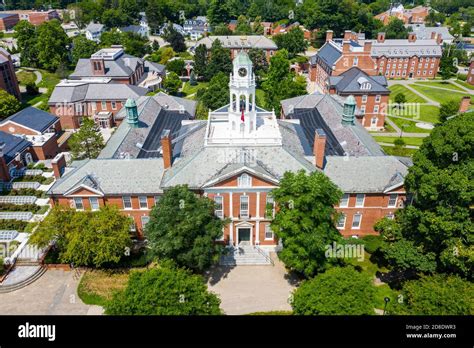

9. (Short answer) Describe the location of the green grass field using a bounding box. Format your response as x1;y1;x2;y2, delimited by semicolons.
410;84;474;104
372;136;425;147
16;71;36;86
389;84;427;103
181;81;208;96
413;81;464;91
37;69;63;90
455;79;474;90
387;104;439;123
381;145;418;157
388;116;432;133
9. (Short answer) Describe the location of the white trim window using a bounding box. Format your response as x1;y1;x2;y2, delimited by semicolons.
111;101;117;110
89;197;99;211
375;95;381;102
352;213;362;229
373;105;379;113
388;193;398;207
123;196;132;210
386;212;395;220
141;216;150;228
139;196;148;209
265;194;275;218
101;101;107;110
360;105;366;114
355;194;365;207
214;195;224;218
337;214;346;229
362;95;368;103
238;173;252;187
73;197;84;211
240;195;249;218
339;193;349;208
353;57;358;66
264;224;274;240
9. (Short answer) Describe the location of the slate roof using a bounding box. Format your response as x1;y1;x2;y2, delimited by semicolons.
2;107;58;133
323;156;409;193
310;42;342;66
281;93;384;157
47;158;165;195
69;53;144;79
328;67;389;94
406;24;454;41
98;93;197;159
0;131;31;164
85;23;104;33
371;39;442;57
0;13;17;19
196;36;277;50
120;25;144;34
144;61;166;74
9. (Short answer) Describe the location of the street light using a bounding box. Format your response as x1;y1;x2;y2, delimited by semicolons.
383;297;390;315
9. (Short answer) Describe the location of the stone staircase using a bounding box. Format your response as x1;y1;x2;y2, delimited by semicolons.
220;244;273;266
0;265;46;293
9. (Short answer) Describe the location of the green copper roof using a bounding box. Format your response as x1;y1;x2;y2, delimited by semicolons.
233;51;252;66
125;98;137;108
344;95;356;106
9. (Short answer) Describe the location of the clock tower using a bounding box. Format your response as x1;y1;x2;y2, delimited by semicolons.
229;51;257;136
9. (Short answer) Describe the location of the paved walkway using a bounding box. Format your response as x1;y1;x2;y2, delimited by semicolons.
0;269;103;315
206;254;298;315
378;142;420;149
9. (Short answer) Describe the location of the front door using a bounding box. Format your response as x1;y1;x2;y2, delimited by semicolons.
238;228;251;245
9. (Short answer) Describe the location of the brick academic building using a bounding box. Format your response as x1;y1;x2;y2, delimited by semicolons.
48;52;410;249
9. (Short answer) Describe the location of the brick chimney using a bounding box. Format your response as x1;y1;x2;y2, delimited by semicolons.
51;153;66;179
430;31;436;39
326;30;334;43
408;32;417;42
459;96;471;113
436;33;443;45
342;42;350;53
91;58;105;76
0;142;11;182
377;32;385;43
364;40;372;53
343;30;352;41
160;129;172;169
313;129;326;169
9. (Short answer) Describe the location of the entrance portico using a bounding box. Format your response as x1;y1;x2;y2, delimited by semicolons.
235;221;253;246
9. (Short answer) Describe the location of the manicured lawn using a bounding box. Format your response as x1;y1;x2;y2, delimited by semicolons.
389;84;427;103
77;269;131;307
372;136;424;147
387;104;440;123
182;81;208;96
21;92;50;108
410;84;474;104
413;81;464;91
37;69;63;90
16;71;36;86
382;145;418;157
389;116;432;133
455;79;474;90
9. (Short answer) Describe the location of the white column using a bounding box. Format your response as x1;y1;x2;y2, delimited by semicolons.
256;192;260;218
229;192;234;245
255;192;260;244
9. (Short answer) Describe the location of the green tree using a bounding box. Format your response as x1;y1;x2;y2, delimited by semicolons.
394;92;406;105
384;18;409;39
72;35;98;64
193;44;208;78
273;27;308;59
145;185;228;272
207;0;229;27
271;170;343;278
35;19;70;71
201;72;229;110
30;206;132;268
166;59;185;76
162;24;186;52
101;9;128;28
13;20;38;67
248;48;268;81
234;15;252;35
119;0;140;25
252;16;264;35
145;0;165;35
376;112;474;278
390;274;474;315
439;100;460;123
164;72;182;95
147;46;176;64
205;39;232;81
292;267;376;315
105;262;222;315
69;118;105;160
212;23;233;35
189;70;197;86
0;90;21;119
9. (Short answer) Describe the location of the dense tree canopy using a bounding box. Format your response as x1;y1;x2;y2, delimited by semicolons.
30;206;132;268
69;118;105;160
273;27;308;59
162;24;186;53
163;72;182;95
71;35;99;64
271;170;343;278
201;72;230;110
105;262;222;315
145;185;228;272
0;90;21;119
204;39;232;81
292;267;376;315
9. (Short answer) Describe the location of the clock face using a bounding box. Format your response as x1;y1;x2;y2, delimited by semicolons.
238;67;247;77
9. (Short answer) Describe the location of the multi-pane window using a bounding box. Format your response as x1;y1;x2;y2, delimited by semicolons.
89;197;99;211
339;193;349;208
386;212;395;220
388;193;398;207
238;173;251;187
337;214;346;229
73;197;84;210
141;216;150;227
139;196;148;209
111;101;117;110
265;194;274;218
353;57;358;66
352;213;362;229
265;224;274;240
101;101;107;110
375;95;381;102
240;195;249;218
360;105;366;113
123;196;132;209
355;194;365;207
373;105;379;113
362;95;368;103
214;196;223;218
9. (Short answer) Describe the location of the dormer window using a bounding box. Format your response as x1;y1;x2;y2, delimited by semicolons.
361;82;371;90
238;173;252;187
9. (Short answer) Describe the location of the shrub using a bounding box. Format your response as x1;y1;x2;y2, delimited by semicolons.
13;175;52;184
457;73;467;81
25;82;39;95
6;188;46;198
0;203;41;213
362;235;383;254
0;257;4;276
0;220;28;231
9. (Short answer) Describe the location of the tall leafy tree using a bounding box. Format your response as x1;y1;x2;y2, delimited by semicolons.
376;112;474;278
292;267;376;315
252;16;264;35
145;185;228;272
162;24;186;52
71;35;99;64
69;118;105;159
207;0;230;27
193;44;208;78
0;90;21;119
234;15;252;35
439;100;460;123
13;20;39;67
105;262;222;315
164;72;182;95
200;72;229;110
35;19;70;71
383;18;409;39
273;27;308;59
248;48;268;81
271;170;343;278
205;39;232;81
145;0;165;34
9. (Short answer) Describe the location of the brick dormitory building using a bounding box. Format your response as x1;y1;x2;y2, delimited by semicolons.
0;48;21;100
47;52;410;249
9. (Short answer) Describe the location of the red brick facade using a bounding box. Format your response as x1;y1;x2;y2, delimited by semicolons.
467;60;474;86
0;13;19;30
0;48;21;99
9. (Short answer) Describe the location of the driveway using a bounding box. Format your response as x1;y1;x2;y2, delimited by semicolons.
0;269;103;315
206;254;299;315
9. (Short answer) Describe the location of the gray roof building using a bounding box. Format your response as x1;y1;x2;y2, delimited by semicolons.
1;107;58;133
406;24;454;43
195;36;278;50
328;67;389;95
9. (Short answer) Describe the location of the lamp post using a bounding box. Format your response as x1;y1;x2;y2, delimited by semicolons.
383;296;390;315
